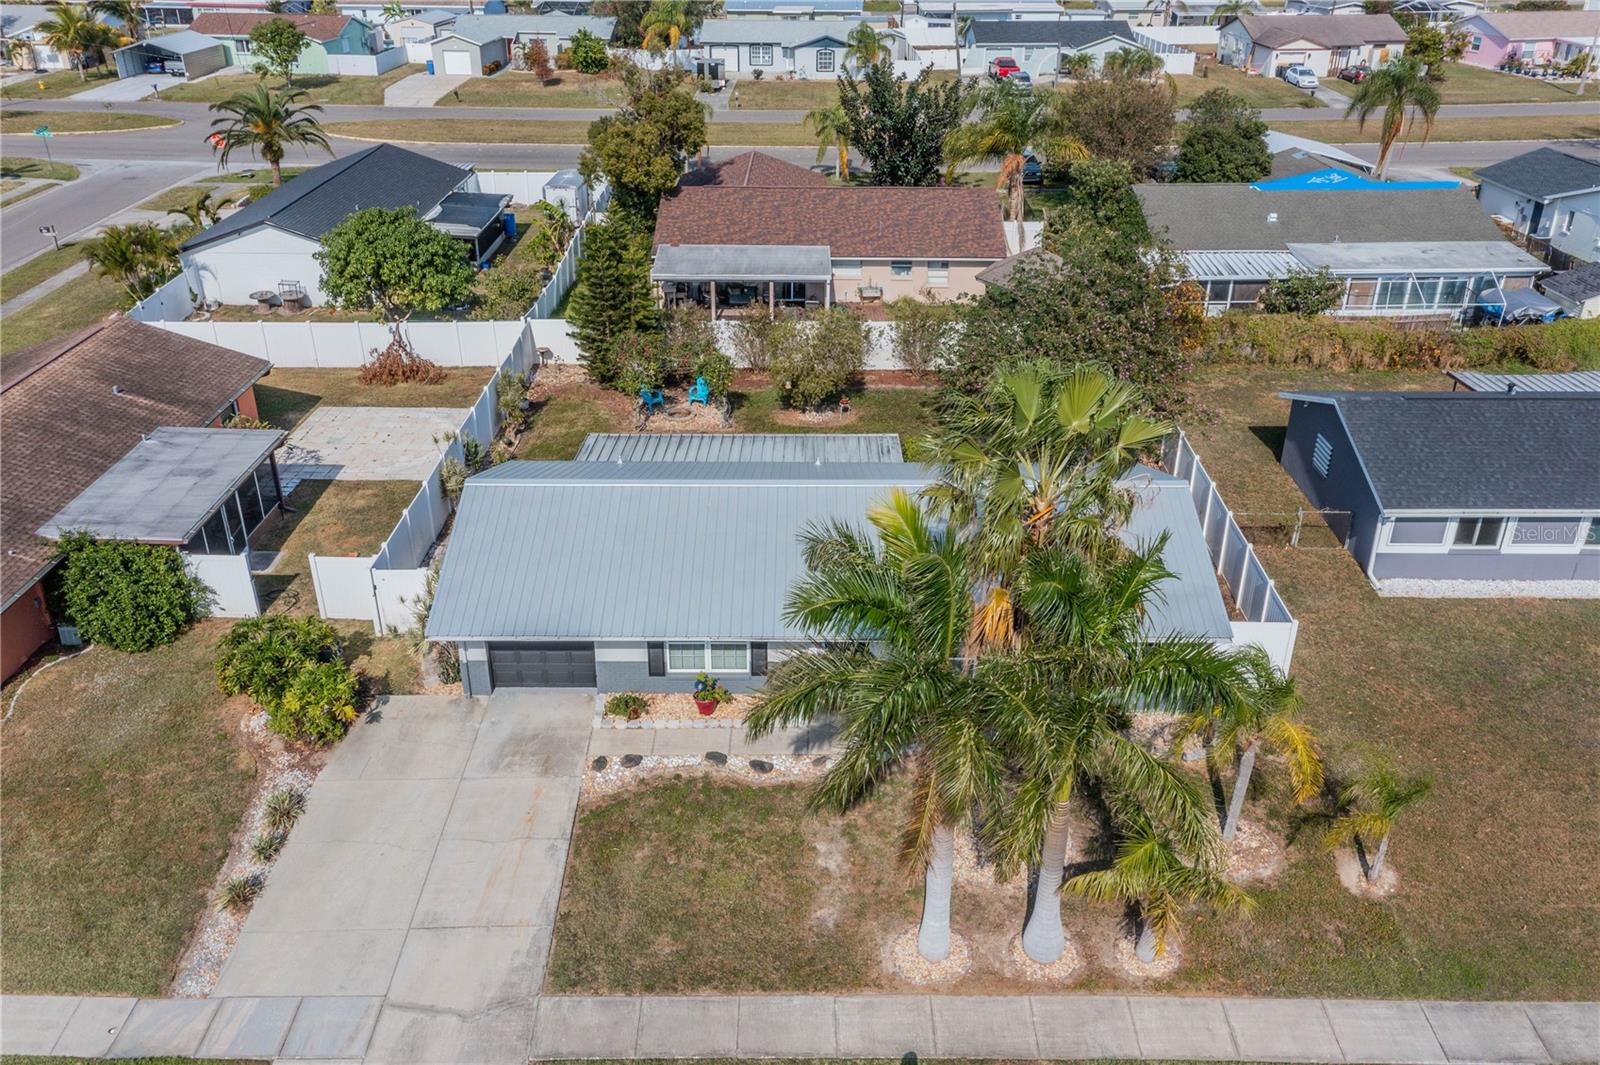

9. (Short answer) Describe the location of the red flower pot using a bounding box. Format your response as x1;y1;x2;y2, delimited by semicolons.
695;698;717;716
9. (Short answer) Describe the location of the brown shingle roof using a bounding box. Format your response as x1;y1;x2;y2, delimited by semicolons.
190;11;354;40
1476;10;1600;41
1231;13;1406;48
653;185;1009;260
0;318;270;607
679;151;829;188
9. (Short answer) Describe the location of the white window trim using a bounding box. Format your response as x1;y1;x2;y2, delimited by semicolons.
1450;516;1509;551
927;259;949;286
665;640;750;674
1586;518;1600;549
1378;517;1451;554
815;47;835;71
834;259;861;278
890;259;913;278
750;43;773;66
1501;516;1590;555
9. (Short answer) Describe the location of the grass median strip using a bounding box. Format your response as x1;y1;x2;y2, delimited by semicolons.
0;111;180;135
0;156;80;181
325;118;818;145
0;66;117;100
152;66;422;106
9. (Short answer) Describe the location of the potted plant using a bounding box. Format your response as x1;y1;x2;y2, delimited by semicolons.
692;672;731;716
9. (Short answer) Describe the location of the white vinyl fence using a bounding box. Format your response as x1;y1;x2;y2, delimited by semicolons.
475;170;559;205
327;48;408;75
189;553;260;618
1163;429;1300;673
128;272;198;323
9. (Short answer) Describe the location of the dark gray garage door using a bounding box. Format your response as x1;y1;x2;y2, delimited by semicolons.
487;642;596;688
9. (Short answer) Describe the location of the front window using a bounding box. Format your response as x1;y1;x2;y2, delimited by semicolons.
927;260;949;285
667;642;706;672
815;47;835;72
1470;35;1481;51
834;259;861;278
891;260;912;278
235;37;252;53
750;44;772;66
1453;517;1505;548
708;642;749;672
667;641;749;673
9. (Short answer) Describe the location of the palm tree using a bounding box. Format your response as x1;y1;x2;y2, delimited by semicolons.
1323;762;1432;884
534;199;574;251
1208;0;1252;24
88;0;142;41
804;103;852;181
381;1;406;20
82;222;180;301
1065;800;1253;963
168;188;222;230
208;84;332;187
745;490;1001;962
639;0;692;51
1140;0;1188;26
844;20;888;71
1173;647;1321;843
1101;47;1163;80
1059;52;1093;81
1343;55;1441;178
6;37;37;71
943;81;1087;248
37;3;116;80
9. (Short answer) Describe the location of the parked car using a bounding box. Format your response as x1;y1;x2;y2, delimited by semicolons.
1338;63;1370;82
1008;70;1033;89
1022;149;1043;186
988;56;1022;80
1280;64;1318;89
165;59;187;77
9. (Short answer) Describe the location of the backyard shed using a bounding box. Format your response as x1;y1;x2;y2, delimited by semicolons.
112;29;226;79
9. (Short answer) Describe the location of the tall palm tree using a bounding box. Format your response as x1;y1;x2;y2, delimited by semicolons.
1208;0;1252;24
208;84;332;187
88;0;142;41
745;490;1001;962
37;3;115;80
844;20;888;71
6;37;37;71
639;0;691;51
1343;55;1441;178
1173;647;1321;842
1323;762;1432;883
1065;799;1252;963
82;222;179;301
804;103;852;181
943;81;1087;248
381;1;407;20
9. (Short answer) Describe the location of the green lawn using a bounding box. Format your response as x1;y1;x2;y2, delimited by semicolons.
1319;62;1587;104
733;384;935;450
443;70;627;108
730;78;849;111
1173;63;1319;108
212;166;309;184
253;366;494;430
0;242;86;305
324;118;818;145
250;479;422;614
136;183;249;215
0;110;180;135
0;156;80;181
0;66;117;100
0;624;257;996
0;269;127;356
152;66;423;105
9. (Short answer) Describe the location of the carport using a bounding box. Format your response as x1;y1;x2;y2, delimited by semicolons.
113;30;226;80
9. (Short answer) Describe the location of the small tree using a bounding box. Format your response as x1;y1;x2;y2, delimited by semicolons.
1324;762;1432;884
568;218;656;382
1048;159;1148;248
1260;269;1344;316
57;534;209;652
837;59;966;187
568;27;608;73
885;295;955;378
729;311;797;374
1061;74;1176;176
613;330;671;397
82;222;180;302
249;16;310;85
693;348;735;398
771;308;865;410
524;37;553;82
317;207;475;320
217;615;358;744
1173;88;1271;184
580;64;707;225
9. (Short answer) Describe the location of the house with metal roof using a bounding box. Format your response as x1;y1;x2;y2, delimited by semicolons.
424;445;1264;693
1280;391;1600;594
178;143;510;307
723;0;864;17
1473;147;1599;271
1218;13;1406;77
110;29;228;80
429;13;614;75
1134;184;1546;318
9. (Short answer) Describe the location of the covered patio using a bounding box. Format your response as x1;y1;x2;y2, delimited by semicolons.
427;191;514;267
652;243;835;319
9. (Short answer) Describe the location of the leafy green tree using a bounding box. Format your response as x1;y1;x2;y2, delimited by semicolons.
837;59;966;186
747;491;1001;961
1324;762;1432;884
1259;269;1344;315
249;16;310;84
885;295;957;378
1343;55;1441;178
57;533;208;651
316;207;476;319
580;63;707;224
1173;87;1271;183
1060;73;1176;176
1405;22;1469;74
37;3;116;80
568;217;656;381
1047;159;1148;248
945;80;1085;248
805;103;852;180
771;307;866;409
82;222;180;302
208;84;331;187
568;27;609;73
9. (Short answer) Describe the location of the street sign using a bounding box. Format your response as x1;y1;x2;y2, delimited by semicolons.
32;125;53;164
32;125;50;137
39;225;60;252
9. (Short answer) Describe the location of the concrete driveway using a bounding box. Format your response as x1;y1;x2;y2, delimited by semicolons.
385;71;471;107
278;406;469;489
70;72;169;101
213;690;590;1063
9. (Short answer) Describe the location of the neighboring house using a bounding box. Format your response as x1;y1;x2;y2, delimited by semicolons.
179;143;510;306
1279;390;1599;594
1473;147;1600;269
1217;13;1406;77
381;7;456;50
429;14;614;76
111;30;227;80
693;17;911;77
1539;262;1600;319
1136;184;1545;318
962;19;1141;77
189;12;382;73
425;438;1270;693
143;0;310;30
1457;10;1600;69
1;4;123;71
1096;0;1258;27
1286;0;1479;21
1264;130;1376;175
723;0;865;17
337;0;504;22
915;0;1068;19
651;151;1008;313
0;318;270;682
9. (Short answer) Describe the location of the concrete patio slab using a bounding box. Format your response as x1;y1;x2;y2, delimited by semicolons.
1223;998;1344;1061
1525;1002;1600;1062
1031;996;1141;1059
1424;1001;1552;1062
293;777;459;850
834;996;934;1057
531;996;641;1059
931;996;1039;1057
51;996;137;1058
636;996;739;1057
277;995;383;1059
1129;996;1238;1060
106;997;219;1058
244;839;433;933
365;1003;536;1065
736;995;838;1056
443;775;579;841
214;929;408;997
280;406;467;482
385;926;545;1014
193;996;301;1059
1324;999;1448;1063
650;727;734;757
412;837;568;928
0;994;82;1055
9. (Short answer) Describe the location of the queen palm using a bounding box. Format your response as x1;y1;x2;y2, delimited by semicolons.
1343;55;1442;178
745;490;1000;962
1323;762;1432;883
209;84;332;187
1173;647;1321;843
88;0;142;41
844;20;887;71
640;0;692;51
1101;47;1162;81
82;222;180;301
942;81;1086;251
37;3;116;80
804;103;852;181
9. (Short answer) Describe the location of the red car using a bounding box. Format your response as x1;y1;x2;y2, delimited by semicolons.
1339;63;1371;83
987;56;1022;80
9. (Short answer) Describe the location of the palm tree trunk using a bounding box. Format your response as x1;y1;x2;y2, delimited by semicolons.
1010;172;1025;252
839;143;849;182
270;160;283;187
1376;108;1403;178
1368;833;1389;883
1221;739;1258;843
1021;801;1070;962
1134;909;1158;963
916;822;956;961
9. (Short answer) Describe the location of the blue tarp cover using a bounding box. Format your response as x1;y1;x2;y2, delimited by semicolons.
1251;168;1459;192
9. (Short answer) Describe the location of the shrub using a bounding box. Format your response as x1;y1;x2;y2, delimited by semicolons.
496;369;531;431
222;413;273;430
771;308;867;410
317;207;476;319
262;788;306;834
217;873;263;912
1259;269;1344;316
524;37;553;81
693;672;733;704
568;28;608;73
471;263;546;320
729;312;798;373
1199;314;1600;371
605;692;647;719
661;305;718;378
440;457;468;505
613;330;671;397
885;295;956;377
274;660;358;745
217;616;357;744
358;334;446;385
251;831;286;863
57;533;208;652
693;348;736;398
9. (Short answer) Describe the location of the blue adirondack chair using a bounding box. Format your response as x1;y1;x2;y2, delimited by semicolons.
686;376;710;407
639;388;665;412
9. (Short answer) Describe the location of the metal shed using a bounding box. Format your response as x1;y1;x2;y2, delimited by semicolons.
113;30;226;80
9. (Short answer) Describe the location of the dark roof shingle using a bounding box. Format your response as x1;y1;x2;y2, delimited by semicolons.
679;151;829;188
1474;147;1600;202
190;11;355;39
968;19;1136;48
0;319;270;606
1541;261;1600;304
1229;13;1406;47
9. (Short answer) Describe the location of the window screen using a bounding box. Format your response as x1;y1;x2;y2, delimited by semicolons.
815;48;835;72
750;44;772;65
927;260;949;285
708;642;748;672
1453;517;1504;547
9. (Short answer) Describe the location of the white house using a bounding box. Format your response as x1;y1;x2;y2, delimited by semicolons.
380;7;455;53
1;3;124;71
962;19;1144;77
722;0;864;17
1474;147;1600;269
429;13;613;76
693;17;912;77
1218;13;1406;77
915;0;1069;19
1286;0;1479;21
1097;0;1259;27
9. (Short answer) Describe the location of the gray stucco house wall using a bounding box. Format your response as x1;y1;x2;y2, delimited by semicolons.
1281;396;1384;571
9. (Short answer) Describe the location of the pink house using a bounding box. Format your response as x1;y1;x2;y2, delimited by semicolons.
1458;10;1600;68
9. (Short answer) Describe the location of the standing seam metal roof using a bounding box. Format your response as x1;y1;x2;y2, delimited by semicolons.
1447;370;1600;394
575;433;904;463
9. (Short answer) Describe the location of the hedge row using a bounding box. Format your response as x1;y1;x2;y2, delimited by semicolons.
1198;314;1600;372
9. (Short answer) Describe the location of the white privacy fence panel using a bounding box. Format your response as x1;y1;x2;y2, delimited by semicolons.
148;319;531;366
189;553;260;618
128;273;198;323
309;553;382;619
327;48;407;75
1164;429;1299;673
527;219;583;320
476;170;559;205
709;318;901;370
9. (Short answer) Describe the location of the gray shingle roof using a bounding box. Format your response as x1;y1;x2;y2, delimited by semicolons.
968;19;1137;48
1229;13;1406;47
1473;147;1600;203
1540;262;1600;304
1283;392;1600;511
1134;185;1507;251
442;13;614;44
575;433;904;462
695;17;859;46
180;144;471;252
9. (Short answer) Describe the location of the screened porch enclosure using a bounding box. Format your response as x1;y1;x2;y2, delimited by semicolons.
652;243;835;319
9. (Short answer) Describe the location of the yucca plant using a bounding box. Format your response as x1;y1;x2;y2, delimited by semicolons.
262;788;306;835
251;831;287;864
1323;762;1432;883
217;873;263;912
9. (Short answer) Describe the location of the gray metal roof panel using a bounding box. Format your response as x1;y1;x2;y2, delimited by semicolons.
1447;370;1600;393
130;29;224;55
652;243;834;282
38;427;283;543
575;433;904;463
1285;240;1544;274
1182;250;1300;281
1119;471;1235;641
695;17;860;46
968;18;1137;47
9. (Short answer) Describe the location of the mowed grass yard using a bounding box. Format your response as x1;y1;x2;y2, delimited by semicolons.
0;624;257;996
1172;62;1318;108
445;70;627;107
152;66;423;105
0;66;117;100
1318;61;1588;104
548;365;1599;1001
0;267;127;356
0;110;179;134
